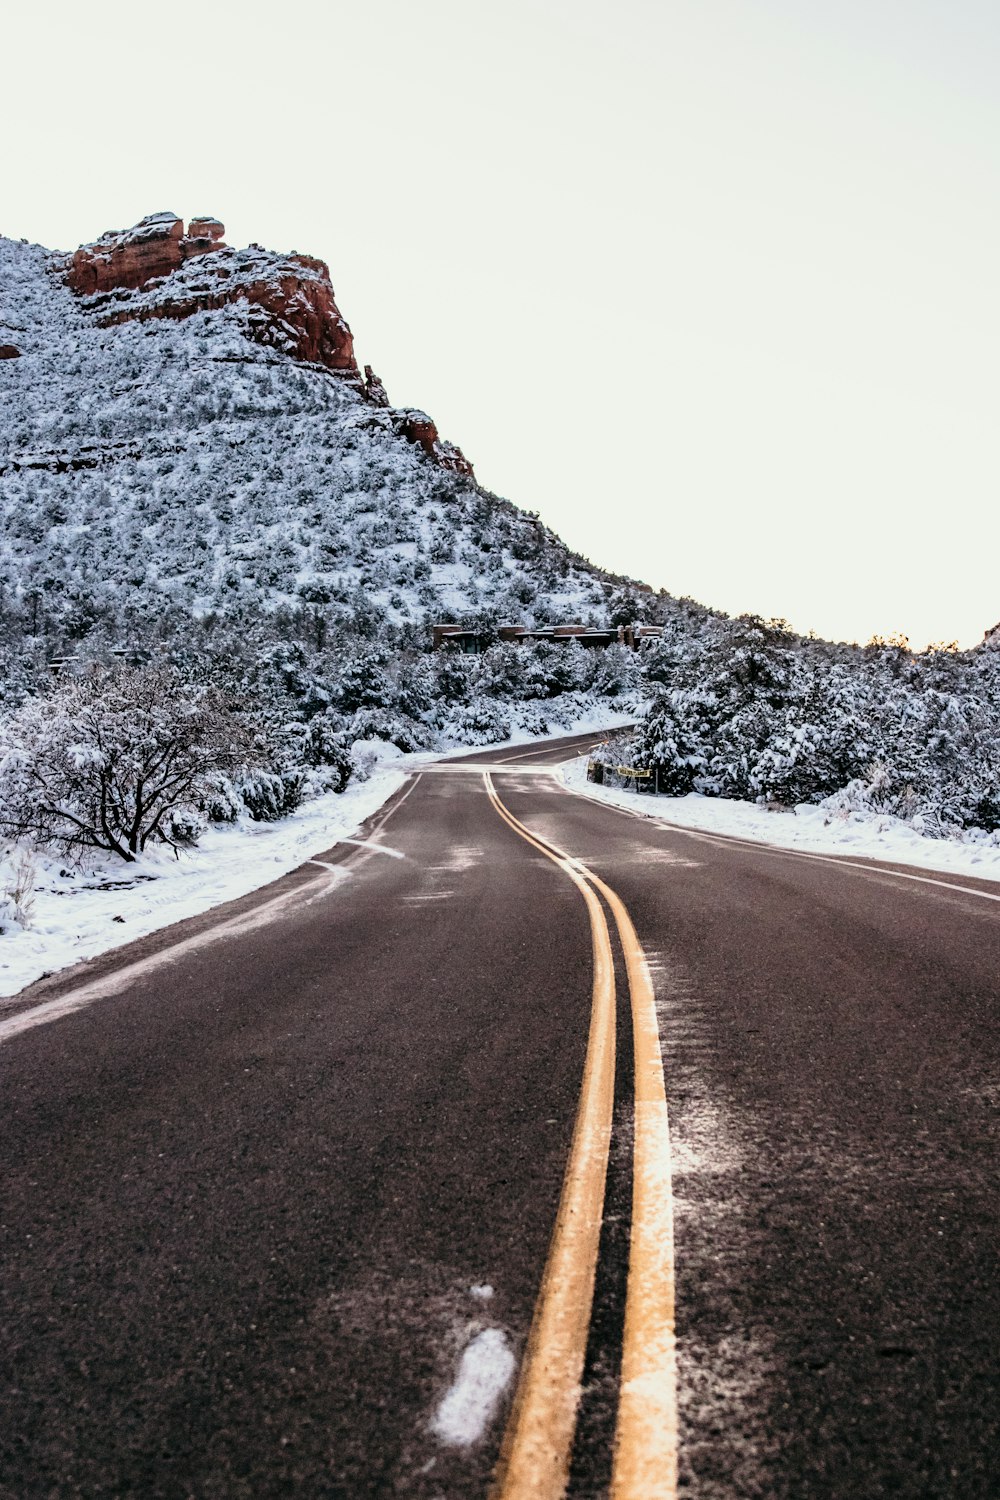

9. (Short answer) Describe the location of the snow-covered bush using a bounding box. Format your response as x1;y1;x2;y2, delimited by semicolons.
623;616;1000;835
590;643;641;699
441;699;512;745
633;689;713;794
237;769;307;823
199;777;243;824
298;711;354;788
514;704;550;737
332;651;391;713
347;707;422;754
164;806;207;848
0;665;268;861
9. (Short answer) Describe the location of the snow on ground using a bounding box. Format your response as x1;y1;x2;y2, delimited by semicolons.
561;755;1000;884
0;710;635;1002
429;1327;516;1448
0;750;409;1002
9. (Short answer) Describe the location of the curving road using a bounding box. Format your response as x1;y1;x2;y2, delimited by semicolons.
2;731;999;1498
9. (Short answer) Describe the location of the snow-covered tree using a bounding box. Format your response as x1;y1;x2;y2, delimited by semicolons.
0;665;270;861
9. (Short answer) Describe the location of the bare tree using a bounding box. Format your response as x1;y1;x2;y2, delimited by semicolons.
0;665;264;862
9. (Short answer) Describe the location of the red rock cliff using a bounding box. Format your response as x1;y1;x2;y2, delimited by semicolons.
66;212;224;295
65;214;357;374
393;410;474;477
62;214;472;475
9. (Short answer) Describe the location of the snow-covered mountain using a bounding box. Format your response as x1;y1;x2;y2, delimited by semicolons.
2;213;1000;977
1;212;652;666
0;214;675;953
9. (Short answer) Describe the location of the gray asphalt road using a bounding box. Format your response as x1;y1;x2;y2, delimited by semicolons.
2;731;998;1498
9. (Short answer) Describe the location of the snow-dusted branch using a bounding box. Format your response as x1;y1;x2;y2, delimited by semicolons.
0;665;276;862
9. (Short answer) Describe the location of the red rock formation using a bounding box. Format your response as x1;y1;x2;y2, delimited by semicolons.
94;254;357;372
66;213;228;296
394;410;474;477
397;410;439;454
187;216;225;242
0;344;21;359
435;440;474;478
363;364;390;407
63;214;472;474
65;217;357;374
66;213;186;295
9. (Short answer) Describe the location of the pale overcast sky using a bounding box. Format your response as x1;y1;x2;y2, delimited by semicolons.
6;0;999;647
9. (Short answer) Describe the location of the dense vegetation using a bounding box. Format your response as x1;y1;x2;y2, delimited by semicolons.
600;615;1000;835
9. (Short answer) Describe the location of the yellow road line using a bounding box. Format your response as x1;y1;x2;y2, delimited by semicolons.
484;774;616;1500
486;784;678;1500
593;879;678;1500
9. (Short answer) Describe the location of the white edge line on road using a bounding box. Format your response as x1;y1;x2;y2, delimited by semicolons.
0;873;339;1046
559;768;1000;907
0;775;424;1047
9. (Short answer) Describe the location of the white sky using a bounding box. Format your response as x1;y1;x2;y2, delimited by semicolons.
6;0;999;647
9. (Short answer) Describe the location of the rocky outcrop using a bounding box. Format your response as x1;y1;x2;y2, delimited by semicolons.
0;440;149;477
436;439;475;478
187;216;225;243
65;212;224;296
363;364;390;407
394;410;474;477
64;216;357;375
62;214;472;475
96;249;357;372
0;344;21;359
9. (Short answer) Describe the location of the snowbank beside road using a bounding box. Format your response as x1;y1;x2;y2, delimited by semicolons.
561;755;1000;884
0;755;409;1002
0;710;633;1002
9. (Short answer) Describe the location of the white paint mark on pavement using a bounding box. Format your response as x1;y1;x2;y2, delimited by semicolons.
430;1328;516;1448
431;846;484;874
420;763;560;776
333;837;406;859
0;866;351;1047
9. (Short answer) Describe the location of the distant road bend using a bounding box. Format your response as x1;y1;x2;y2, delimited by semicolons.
2;731;999;1498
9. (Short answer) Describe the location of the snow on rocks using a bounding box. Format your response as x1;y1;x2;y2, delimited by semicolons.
0;225;614;635
56;213;472;465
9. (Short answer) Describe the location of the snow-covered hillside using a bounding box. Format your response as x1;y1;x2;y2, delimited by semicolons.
0;225;629;660
0;214;681;962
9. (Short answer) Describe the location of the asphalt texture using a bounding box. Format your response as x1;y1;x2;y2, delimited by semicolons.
2;731;999;1498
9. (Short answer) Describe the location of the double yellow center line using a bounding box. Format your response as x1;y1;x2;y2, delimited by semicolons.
484;774;678;1500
